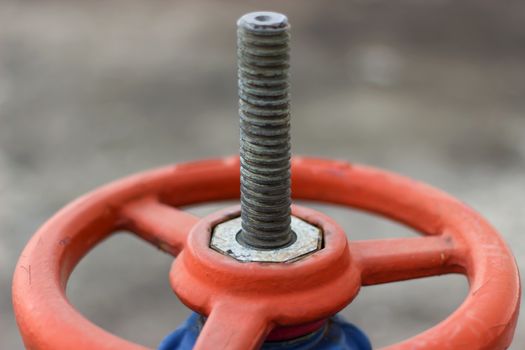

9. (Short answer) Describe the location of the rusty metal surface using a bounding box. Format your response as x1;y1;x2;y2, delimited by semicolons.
210;215;322;263
237;12;294;249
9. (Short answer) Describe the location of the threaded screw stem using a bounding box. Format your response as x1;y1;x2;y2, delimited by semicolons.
237;12;294;250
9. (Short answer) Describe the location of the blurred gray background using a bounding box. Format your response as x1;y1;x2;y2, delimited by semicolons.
1;0;524;348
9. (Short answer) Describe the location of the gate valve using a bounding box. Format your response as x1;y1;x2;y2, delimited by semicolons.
13;11;520;350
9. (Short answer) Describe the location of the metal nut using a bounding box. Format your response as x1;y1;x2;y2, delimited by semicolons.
210;216;323;263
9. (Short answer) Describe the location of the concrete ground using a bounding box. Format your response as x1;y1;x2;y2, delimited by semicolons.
1;1;524;348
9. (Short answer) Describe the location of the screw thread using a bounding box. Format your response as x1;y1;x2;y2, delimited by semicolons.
237;12;293;249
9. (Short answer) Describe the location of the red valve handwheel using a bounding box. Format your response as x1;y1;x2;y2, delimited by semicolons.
13;157;520;349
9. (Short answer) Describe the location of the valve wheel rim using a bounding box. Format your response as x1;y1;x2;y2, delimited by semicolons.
12;156;520;350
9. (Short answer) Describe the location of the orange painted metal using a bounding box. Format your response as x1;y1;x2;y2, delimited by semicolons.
12;157;520;350
172;204;359;349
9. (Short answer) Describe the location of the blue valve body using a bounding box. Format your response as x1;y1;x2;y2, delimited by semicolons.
159;313;371;350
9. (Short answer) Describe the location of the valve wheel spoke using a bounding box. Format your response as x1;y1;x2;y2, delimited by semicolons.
194;303;271;350
121;198;199;256
350;235;466;285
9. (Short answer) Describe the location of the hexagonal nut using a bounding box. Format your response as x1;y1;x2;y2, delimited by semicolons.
210;216;323;263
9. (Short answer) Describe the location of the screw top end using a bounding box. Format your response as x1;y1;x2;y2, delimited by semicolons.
237;12;288;31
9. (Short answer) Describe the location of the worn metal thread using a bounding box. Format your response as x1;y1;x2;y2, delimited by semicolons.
237;12;294;250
